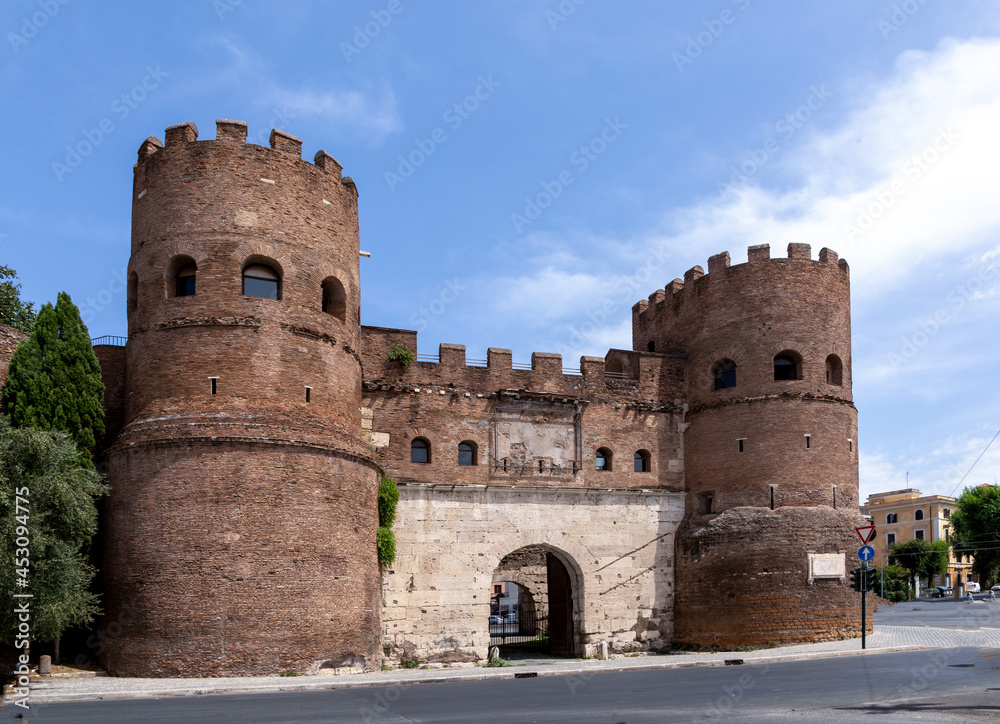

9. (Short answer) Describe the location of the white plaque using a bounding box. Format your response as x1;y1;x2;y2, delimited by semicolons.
808;553;846;583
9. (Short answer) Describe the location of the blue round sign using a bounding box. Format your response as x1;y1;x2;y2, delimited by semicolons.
858;545;875;562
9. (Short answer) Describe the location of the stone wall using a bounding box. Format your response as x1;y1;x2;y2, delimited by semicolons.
381;483;684;664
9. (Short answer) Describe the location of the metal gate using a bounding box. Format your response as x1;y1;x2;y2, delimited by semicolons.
489;607;550;656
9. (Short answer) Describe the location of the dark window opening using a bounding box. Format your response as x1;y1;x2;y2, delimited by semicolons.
210;378;217;395
944;508;950;519
825;354;843;386
712;359;737;390
458;441;477;466
915;529;924;540
305;387;311;403
243;263;280;299
915;509;924;521
805;435;811;449
411;438;430;464
605;358;624;375
321;276;347;321
647;341;655;353
770;486;775;510
596;448;612;471
773;352;802;381
886;532;896;545
886;513;897;524
175;264;196;297
849;440;853;452
737;439;745;453
634;450;650;472
697;492;713;515
538;460;545;473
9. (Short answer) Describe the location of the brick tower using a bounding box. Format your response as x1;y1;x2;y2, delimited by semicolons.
99;120;382;676
633;243;868;646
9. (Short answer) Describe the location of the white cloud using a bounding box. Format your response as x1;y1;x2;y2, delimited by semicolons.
266;86;403;145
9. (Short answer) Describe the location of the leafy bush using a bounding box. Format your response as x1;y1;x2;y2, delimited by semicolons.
386;344;415;368
377;526;396;567
378;476;399;528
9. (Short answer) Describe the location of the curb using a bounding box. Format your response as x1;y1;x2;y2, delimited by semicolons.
14;645;934;704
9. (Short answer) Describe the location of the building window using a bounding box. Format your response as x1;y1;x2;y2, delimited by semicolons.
915;529;924;540
410;438;430;464
175;264;196;297
634;449;651;472
943;508;950;519
886;532;896;545
209;377;218;395
458;441;477;466
886;513;897;524
647;341;655;352
738;439;745;453
697;492;713;515
915;509;924;521
712;359;737;390
825;354;843;386
596;448;612;471
773;351;802;381
538;460;546;473
605;358;623;375
305;387;311;403
321;276;347;321
243;263;280;299
805;435;811;449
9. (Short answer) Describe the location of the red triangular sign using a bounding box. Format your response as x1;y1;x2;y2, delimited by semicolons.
855;525;876;544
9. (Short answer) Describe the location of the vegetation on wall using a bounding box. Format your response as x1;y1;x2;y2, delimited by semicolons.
386;344;415;368
377;475;399;567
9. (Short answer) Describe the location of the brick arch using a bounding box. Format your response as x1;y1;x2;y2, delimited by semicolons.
699;346;749;390
230;241;292;277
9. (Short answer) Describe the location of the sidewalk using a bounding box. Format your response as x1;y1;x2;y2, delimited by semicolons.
14;620;1000;704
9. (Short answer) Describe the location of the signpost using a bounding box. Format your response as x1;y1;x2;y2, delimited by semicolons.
851;545;877;649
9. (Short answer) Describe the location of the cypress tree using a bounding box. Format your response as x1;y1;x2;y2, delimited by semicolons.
1;292;104;456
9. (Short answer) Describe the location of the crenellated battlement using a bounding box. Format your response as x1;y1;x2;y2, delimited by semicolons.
360;325;686;401
632;243;849;322
136;119;351;183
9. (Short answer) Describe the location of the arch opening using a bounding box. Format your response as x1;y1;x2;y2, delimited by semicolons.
489;545;580;657
773;351;802;381
242;260;281;300
712;359;737;390
321;276;347;321
825;354;843;386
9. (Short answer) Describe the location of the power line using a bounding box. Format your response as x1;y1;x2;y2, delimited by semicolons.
948;426;1000;498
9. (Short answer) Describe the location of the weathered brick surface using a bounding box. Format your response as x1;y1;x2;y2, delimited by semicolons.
0;326;27;387
99;121;381;677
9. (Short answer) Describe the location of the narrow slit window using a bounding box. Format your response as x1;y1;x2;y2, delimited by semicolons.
210;377;218;395
737;439;745;453
305;387;312;403
770;486;775;510
538;460;545;473
805;435;811;449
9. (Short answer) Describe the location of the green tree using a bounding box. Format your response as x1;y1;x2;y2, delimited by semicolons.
874;563;911;602
950;484;1000;584
377;476;399;567
1;292;104;456
888;538;948;592
0;418;109;646
0;266;36;333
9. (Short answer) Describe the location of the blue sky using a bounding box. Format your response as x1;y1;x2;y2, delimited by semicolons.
2;1;999;500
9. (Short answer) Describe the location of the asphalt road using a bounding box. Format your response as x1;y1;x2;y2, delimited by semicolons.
877;597;1000;630
6;647;997;723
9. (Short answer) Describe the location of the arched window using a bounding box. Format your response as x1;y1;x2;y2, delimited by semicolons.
410;438;430;464
175;264;196;297
825;355;843;386
914;509;924;521
647;341;656;353
634;449;651;472
773;351;802;381
321;276;347;321
243;263;280;300
605;358;623;375
886;513;897;524
127;272;138;313
712;359;737;390
595;447;612;471
458;441;477;466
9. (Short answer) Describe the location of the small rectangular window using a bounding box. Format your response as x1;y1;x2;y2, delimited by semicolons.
849;439;853;452
737;439;745;453
805;435;811;449
770;486;775;510
915;529;924;540
305;386;312;403
210;377;218;395
886;532;896;545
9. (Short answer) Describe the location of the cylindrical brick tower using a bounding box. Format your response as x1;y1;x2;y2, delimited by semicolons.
633;243;869;646
100;120;381;676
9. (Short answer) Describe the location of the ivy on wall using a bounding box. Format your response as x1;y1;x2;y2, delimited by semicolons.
377;475;399;567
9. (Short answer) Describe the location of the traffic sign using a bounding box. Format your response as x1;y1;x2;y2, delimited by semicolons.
858;545;875;562
855;525;876;544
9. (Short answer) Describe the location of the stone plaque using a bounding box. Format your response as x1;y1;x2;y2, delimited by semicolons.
808;553;845;583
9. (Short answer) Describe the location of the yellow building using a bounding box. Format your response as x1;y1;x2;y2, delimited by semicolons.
860;488;974;592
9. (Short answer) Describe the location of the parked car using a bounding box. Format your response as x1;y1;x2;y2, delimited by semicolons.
966;582;981;593
931;586;953;598
991;585;1000;592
